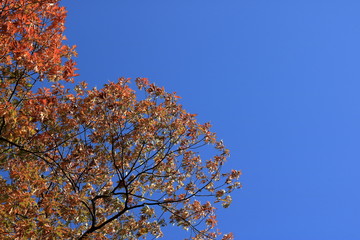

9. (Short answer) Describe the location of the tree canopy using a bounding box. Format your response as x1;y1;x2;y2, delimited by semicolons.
0;0;241;239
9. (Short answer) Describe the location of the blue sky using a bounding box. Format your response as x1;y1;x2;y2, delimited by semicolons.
61;0;360;239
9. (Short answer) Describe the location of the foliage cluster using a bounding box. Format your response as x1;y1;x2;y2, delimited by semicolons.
0;1;241;239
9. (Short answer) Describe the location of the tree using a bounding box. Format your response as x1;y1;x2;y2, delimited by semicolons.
0;1;241;239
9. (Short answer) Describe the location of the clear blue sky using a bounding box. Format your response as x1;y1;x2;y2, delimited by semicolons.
61;0;360;239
